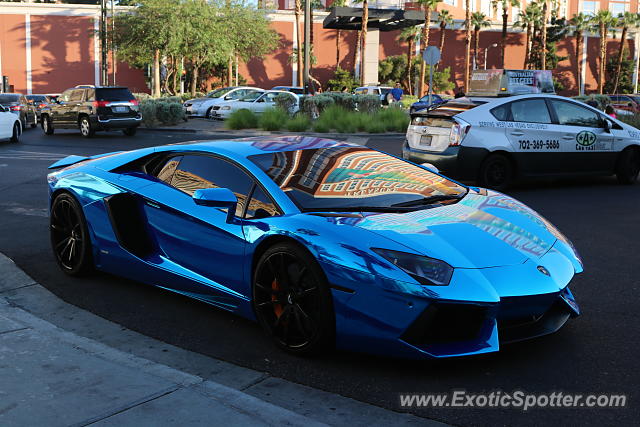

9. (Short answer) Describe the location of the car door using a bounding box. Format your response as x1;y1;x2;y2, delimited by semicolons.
252;92;275;114
0;106;12;138
501;97;563;174
52;90;73;126
547;99;616;173
66;89;85;124
136;154;253;299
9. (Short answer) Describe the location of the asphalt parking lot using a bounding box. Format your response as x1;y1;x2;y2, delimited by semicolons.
0;127;638;426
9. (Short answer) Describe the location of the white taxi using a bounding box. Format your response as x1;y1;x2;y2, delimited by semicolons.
0;105;21;143
402;94;640;189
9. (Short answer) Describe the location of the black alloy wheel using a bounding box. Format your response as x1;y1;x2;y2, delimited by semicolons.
478;153;514;191
253;243;334;355
50;193;93;276
616;147;640;184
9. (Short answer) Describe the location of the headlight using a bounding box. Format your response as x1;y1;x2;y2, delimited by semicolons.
372;248;453;286
221;106;231;110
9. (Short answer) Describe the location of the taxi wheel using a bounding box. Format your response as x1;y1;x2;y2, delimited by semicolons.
478;154;514;191
616;147;640;185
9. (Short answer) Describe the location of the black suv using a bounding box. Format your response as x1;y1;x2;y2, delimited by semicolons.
41;86;141;137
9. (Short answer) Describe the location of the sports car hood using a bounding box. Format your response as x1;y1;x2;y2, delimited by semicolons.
331;191;565;269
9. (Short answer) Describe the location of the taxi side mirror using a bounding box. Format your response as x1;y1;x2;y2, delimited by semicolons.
602;118;612;133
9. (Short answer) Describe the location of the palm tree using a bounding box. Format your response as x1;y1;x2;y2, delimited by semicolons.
294;0;303;85
591;10;616;94
492;0;520;68
416;0;441;96
570;13;591;95
613;12;639;94
540;0;549;69
399;26;421;95
330;0;347;67
353;0;370;84
437;9;454;65
471;12;491;70
464;0;472;91
515;5;540;69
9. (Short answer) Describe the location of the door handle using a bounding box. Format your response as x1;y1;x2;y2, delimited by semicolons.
145;200;161;209
562;134;574;140
510;131;524;136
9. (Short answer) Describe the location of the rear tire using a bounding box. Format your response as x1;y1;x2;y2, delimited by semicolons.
478;153;514;191
253;242;335;356
30;114;37;128
205;107;213;119
50;193;93;276
9;122;20;142
123;127;137;136
79;116;95;138
616;147;640;184
42;115;54;135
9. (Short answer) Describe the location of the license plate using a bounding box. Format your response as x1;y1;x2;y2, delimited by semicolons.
113;106;128;113
420;135;432;146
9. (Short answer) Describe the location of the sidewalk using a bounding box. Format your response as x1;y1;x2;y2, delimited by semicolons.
0;253;442;426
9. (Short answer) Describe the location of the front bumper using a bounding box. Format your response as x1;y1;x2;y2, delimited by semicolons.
93;115;142;130
402;141;489;181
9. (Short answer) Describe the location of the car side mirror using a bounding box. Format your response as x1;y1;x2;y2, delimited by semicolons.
192;188;238;222
602;118;612;132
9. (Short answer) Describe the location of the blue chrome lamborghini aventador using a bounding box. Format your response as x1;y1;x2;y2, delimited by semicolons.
47;136;582;358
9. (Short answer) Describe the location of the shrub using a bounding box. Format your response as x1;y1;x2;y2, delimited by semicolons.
376;106;409;132
139;100;159;128
301;94;335;117
312;120;331;133
286;115;311;132
323;92;357;111
259;108;289;131
400;95;418;109
365;120;387;133
274;93;298;115
355;94;381;114
326;66;358;92
226;109;258;129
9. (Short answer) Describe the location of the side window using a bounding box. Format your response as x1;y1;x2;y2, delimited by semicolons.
550;100;601;128
245;185;280;219
510;99;552;124
59;90;72;102
154;156;182;184
264;93;278;103
490;104;510;121
69;90;84;102
171;155;253;217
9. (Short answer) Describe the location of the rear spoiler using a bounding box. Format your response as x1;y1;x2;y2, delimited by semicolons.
48;151;123;170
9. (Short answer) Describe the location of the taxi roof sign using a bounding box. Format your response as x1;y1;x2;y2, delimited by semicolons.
467;69;555;97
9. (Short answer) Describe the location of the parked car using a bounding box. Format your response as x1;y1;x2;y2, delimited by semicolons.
40;86;141;138
26;94;50;123
212;90;299;119
403;94;640;189
271;86;304;95
0;93;37;129
183;87;263;118
608;94;640;114
409;94;445;114
0;104;22;142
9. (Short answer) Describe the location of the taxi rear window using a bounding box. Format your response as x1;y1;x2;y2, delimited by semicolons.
490;104;509;121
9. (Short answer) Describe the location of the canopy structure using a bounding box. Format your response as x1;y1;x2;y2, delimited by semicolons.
322;7;426;31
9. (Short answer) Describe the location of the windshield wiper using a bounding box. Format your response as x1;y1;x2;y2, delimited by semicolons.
390;193;466;208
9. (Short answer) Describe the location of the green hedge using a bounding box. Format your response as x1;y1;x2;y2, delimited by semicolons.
139;98;185;127
226;109;259;130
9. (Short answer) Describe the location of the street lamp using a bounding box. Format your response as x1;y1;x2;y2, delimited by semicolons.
484;43;498;70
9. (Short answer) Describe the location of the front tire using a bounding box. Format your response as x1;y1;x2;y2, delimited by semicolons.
42;115;54;135
79;116;95;138
10;122;20;142
616;147;640;184
205;107;213;119
253;242;335;356
478;153;514;191
50;193;93;276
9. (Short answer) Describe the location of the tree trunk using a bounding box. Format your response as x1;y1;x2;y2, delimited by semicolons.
361;1;368;85
171;56;178;95
295;2;303;86
474;28;480;70
438;22;446;71
191;65;199;97
541;1;548;70
501;10;508;68
227;55;233;87
576;33;583;95
153;48;161;97
524;25;532;69
599;23;606;94
464;0;472;92
336;29;341;67
613;25;628;94
418;5;432;96
354;30;362;77
407;37;414;95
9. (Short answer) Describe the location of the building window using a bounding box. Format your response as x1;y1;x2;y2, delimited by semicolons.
481;0;492;16
443;0;456;6
581;1;599;15
609;2;628;15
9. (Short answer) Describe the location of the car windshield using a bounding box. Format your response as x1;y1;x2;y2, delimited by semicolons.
419;94;442;102
0;94;19;103
240;92;263;102
207;87;233;98
249;147;467;212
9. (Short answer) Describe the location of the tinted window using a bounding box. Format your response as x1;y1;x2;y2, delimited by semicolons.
245;185;279;219
0;94;19;103
248;147;466;211
490;104;510;121
59;90;73;102
510;99;552;123
95;88;134;101
69;90;84;102
26;95;47;102
551;100;601;127
155;156;182;184
171;155;253;217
